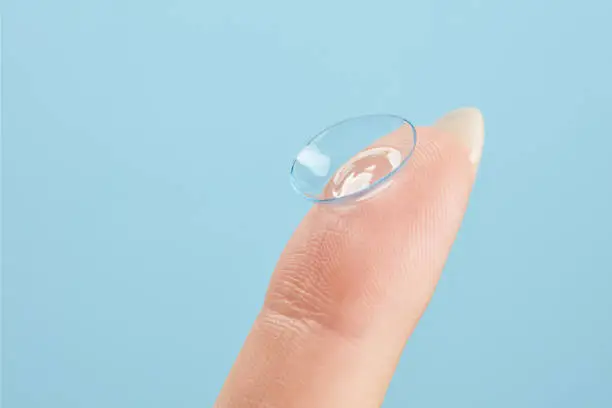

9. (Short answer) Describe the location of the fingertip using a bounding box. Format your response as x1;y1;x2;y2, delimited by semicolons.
433;107;485;167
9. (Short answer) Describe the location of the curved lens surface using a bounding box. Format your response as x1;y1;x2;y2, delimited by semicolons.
290;115;417;203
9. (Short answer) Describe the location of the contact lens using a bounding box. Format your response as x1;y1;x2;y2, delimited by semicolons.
290;115;416;203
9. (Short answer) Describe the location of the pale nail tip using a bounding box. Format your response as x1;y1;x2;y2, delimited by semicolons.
434;107;485;165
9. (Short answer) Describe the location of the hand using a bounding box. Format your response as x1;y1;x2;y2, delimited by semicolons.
215;108;485;408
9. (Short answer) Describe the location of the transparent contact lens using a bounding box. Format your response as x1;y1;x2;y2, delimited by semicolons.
290;115;417;203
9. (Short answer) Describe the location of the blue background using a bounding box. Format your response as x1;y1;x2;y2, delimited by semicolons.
2;0;612;406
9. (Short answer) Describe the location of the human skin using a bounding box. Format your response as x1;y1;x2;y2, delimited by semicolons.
215;108;485;408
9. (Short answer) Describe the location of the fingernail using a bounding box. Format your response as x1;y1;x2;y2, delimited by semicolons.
433;107;485;166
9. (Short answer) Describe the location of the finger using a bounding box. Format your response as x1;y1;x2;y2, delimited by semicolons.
216;108;485;408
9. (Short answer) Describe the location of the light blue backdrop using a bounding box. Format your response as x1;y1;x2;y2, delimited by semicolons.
3;0;611;406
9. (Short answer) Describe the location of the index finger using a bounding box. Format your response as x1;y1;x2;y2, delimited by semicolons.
216;108;485;408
